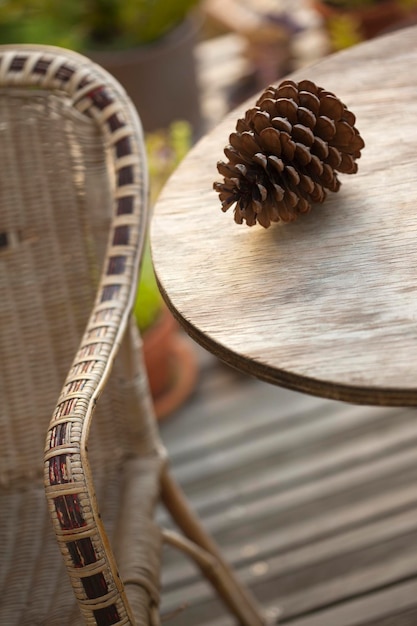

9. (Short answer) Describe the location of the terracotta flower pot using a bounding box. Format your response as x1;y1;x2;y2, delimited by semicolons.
142;306;198;420
313;0;416;43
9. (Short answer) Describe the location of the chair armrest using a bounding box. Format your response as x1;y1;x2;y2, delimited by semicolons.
0;44;151;625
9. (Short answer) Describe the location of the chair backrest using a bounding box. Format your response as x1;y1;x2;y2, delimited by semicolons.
0;45;157;625
0;84;112;483
0;44;149;485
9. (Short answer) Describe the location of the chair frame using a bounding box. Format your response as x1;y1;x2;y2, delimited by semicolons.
0;45;264;626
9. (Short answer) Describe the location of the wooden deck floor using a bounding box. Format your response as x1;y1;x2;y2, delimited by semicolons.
157;345;417;625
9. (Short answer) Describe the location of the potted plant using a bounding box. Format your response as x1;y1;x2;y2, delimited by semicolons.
134;121;198;420
312;0;417;50
0;0;204;135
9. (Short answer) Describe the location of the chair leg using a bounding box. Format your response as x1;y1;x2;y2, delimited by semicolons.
160;468;266;626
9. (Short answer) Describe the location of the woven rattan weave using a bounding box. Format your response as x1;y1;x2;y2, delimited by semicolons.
0;46;264;626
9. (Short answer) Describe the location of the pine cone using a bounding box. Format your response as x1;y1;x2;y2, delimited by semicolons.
213;79;364;228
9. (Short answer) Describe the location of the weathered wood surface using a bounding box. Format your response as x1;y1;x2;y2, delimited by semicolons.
151;27;417;406
158;353;417;625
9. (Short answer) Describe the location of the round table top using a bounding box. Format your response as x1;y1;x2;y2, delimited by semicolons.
151;26;417;406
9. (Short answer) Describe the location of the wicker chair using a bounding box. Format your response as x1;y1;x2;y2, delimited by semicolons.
0;45;264;626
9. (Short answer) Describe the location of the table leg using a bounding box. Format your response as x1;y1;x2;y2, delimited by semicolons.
161;468;267;625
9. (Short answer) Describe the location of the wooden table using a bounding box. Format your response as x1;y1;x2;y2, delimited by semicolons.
151;26;417;407
152;26;417;625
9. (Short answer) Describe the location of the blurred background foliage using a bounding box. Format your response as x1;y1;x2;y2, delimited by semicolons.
135;121;193;332
0;0;199;50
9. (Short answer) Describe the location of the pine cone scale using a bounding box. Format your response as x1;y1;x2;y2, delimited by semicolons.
319;94;345;120
298;91;320;115
326;146;342;169
333;121;355;147
292;124;314;146
268;155;284;174
315;116;336;141
259;127;282;155
253;153;268;170
297;107;316;129
285;166;300;187
294;143;311;167
272;117;292;133
312;136;329;160
281;134;296;161
275;98;298;124
253;111;271;133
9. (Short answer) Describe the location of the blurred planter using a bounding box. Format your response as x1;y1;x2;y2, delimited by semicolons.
0;2;203;136
133;122;197;420
143;306;198;420
135;233;198;421
313;1;417;49
89;16;204;137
